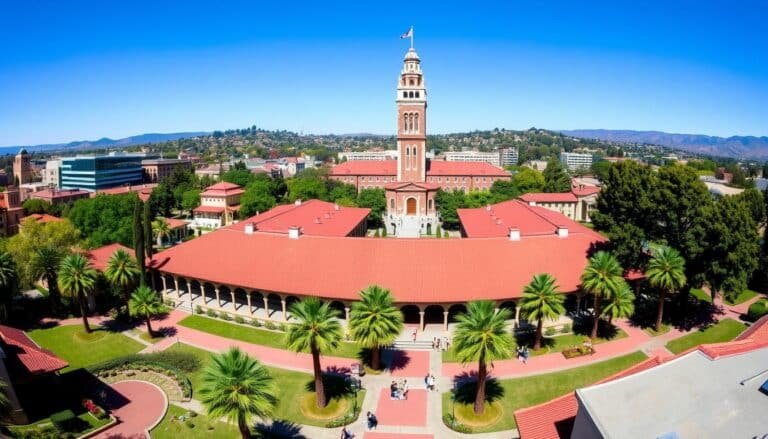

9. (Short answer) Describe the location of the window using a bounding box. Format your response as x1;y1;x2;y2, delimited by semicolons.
409;79;414;85
390;198;395;208
415;91;420;98
428;199;433;210
409;91;414;98
414;113;419;132
403;91;407;98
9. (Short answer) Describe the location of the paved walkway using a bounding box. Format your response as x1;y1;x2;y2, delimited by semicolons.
93;380;167;439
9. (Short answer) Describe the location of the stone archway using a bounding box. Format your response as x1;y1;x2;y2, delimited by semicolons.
499;301;517;319
424;305;444;325
401;305;421;325
447;304;467;323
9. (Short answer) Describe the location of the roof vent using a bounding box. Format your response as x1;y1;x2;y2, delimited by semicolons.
288;226;301;239
294;199;302;206
509;227;520;241
557;226;569;238
244;222;255;235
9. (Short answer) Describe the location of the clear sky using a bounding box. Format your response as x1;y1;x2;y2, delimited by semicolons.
1;0;767;146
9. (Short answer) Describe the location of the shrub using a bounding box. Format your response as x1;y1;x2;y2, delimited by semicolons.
88;354;194;399
443;230;449;238
442;414;472;433
50;410;77;432
747;299;768;322
382;228;387;237
373;229;380;238
250;319;262;327
185;420;195;429
220;313;232;321
264;321;277;330
195;305;204;314
234;315;245;324
278;323;288;332
164;299;176;307
545;326;557;336
561;323;572;334
206;309;217;318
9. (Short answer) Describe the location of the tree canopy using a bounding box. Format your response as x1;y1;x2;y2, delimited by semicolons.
67;194;138;247
542;156;571;193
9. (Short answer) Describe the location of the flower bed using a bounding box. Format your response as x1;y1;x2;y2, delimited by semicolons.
562;345;595;359
89;357;192;400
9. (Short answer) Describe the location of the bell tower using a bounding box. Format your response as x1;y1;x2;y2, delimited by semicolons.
396;48;427;183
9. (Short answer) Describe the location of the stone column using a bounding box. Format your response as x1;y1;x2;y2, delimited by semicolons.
174;277;180;299
515;303;521;324
186;280;192;301
419;311;425;332
230;290;236;310
281;298;287;321
263;296;270;318
247;292;253;315
215;286;221;308
443;311;449;331
161;276;167;298
344;306;350;321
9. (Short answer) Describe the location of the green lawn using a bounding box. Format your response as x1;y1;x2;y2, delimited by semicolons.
27;325;144;372
724;289;759;306
150;404;239;439
442;351;648;432
442;329;628;363
666;318;747;354
690;288;712;303
178;314;361;359
164;343;364;427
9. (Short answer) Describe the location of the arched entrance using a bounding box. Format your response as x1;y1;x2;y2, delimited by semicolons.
447;304;467;323
424;305;444;325
406;197;417;215
401;305;421;325
499;301;517;319
329;300;346;319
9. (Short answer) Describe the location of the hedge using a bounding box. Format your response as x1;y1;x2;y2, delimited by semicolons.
747;299;768;322
88;351;195;399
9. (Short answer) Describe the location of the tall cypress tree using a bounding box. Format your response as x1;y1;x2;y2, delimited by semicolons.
143;201;154;259
133;198;146;284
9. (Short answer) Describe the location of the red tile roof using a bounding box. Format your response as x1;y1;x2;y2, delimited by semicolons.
163;218;189;230
0;325;68;374
514;356;664;439
193;205;226;214
200;182;245;197
230;200;370;237
96;184;157;202
571;184;600;197
31;189;90;201
520;192;578;203
150;228;601;303
457;200;602;239
23;214;62;224
330;160;509;177
84;243;132;272
384;182;441;191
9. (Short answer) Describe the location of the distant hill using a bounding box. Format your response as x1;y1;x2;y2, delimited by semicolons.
561;129;768;160
0;132;208;156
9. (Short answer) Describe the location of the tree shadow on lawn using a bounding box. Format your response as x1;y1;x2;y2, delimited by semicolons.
451;371;505;405
304;371;354;402
629;287;721;332
253;419;307;439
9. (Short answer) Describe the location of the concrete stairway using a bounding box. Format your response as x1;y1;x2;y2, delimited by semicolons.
390;340;434;351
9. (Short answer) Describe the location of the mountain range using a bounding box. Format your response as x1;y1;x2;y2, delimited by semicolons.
0;132;208;156
561;129;768;160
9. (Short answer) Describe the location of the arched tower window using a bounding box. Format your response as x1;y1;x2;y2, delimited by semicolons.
390;198;395;209
403;114;408;132
403;91;407;98
414;113;419;132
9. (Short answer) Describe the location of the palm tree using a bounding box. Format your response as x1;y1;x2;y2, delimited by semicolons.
349;285;404;370
30;245;65;314
286;298;342;408
603;281;635;325
200;347;276;439
452;300;513;415
128;286;165;337
646;245;686;332
152;218;171;247
520;274;566;350
0;252;18;322
104;249;141;303
58;254;98;333
581;251;624;340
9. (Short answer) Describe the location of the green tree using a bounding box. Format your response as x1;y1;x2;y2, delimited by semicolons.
435;189;467;230
520;274;566;350
452;300;513;415
22;198;52;215
735;187;765;226
581;251;624;340
357;188;386;227
489;180;519;201
602;281;635;325
67;194;136;247
285;298;342;408
133;200;145;283
286;175;327;202
646;246;686;331
181;189;201;218
222;168;256;188
30;245;65;314
328;182;357;203
701;195;760;301
349;285;404;370
239;180;277;218
590;160;611;181
143;201;153;260
511;167;545;193
0;253;17;322
128;285;165;336
200;347;276;439
58;254;98;333
542;156;571;193
152;218;171;247
0;378;9;419
104;249;141;303
6;217;80;288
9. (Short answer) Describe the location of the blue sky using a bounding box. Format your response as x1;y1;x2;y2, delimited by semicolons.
1;1;767;146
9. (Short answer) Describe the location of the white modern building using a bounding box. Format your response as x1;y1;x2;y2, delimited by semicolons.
338;150;399;161
560;152;593;172
42;160;61;188
500;147;518;166
444;151;502;167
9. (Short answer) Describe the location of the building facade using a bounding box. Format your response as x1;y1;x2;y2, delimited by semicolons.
13;149;32;185
500;147;518;166
338;150;399;161
29;188;90;205
519;182;600;223
42;160;61;188
559;151;593;172
192;182;244;230
59;154;144;191
141;158;192;183
444;150;502;167
0;188;24;236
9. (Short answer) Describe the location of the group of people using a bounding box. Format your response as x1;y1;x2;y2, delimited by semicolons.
516;345;530;364
432;336;450;351
390;379;409;400
423;373;437;391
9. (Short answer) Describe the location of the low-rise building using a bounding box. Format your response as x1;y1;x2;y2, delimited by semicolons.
42;160;60;187
192;182;244;230
444;150;502;167
59;153;145;191
95;183;157;202
519;182;601;222
0;188;24;236
29;188;90;205
338;150;399;161
500;147;518;166
141;158;192;183
560;151;593;172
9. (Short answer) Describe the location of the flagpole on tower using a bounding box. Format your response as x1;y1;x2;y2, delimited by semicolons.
410;25;414;49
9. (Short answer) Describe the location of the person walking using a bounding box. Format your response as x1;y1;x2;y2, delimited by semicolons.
366;411;378;430
341;426;355;439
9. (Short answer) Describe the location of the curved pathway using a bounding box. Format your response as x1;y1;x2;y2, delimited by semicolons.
94;380;167;439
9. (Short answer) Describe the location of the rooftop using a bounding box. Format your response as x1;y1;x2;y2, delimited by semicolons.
330;160;509;177
0;325;68;375
31;189;90;200
229;200;370;237
84;243;132;272
200;182;245;197
520;192;578;203
22;214;62;224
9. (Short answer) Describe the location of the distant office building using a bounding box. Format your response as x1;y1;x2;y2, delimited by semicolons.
42;160;61;187
59;153;144;191
13;149;32;185
444;151;502;167
559;152;593;172
338;150;399;161
500;147;518;166
141;158;192;183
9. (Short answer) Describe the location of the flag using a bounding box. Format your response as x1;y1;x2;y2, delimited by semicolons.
400;27;412;39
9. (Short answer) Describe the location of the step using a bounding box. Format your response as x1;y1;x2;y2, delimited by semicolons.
390;340;435;351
